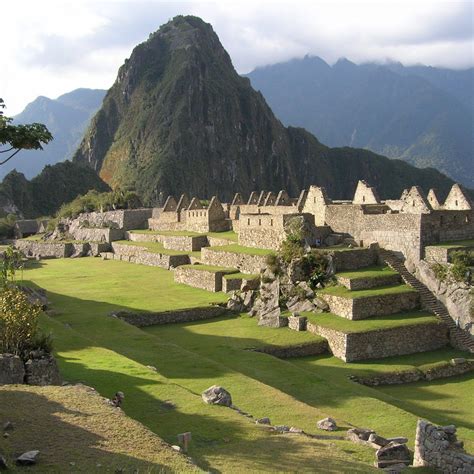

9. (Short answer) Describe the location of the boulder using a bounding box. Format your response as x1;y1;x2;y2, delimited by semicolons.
386;437;408;445
297;281;314;298
227;295;243;312
368;433;389;448
287;258;307;283
16;450;40;466
375;442;411;468
201;385;232;407
3;421;14;431
317;417;337;431
24;355;61;386
313;296;329;311
0;354;25;384
287;299;317;313
255;417;271;425
289;427;303;434
347;428;375;445
274;425;290;432
242;290;256;309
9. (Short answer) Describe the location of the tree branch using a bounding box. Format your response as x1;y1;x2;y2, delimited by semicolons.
0;149;21;165
0;147;14;153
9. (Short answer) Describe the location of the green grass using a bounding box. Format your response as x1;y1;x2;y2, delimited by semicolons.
179;264;238;274
206;244;274;256
223;272;260;280
336;265;398;279
319;283;417;299
206;231;238;242
18;258;474;469
114;240;200;257
430;239;474;249
303;311;440;333
22;233;46;241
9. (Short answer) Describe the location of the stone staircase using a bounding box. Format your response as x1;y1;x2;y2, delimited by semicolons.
379;249;474;353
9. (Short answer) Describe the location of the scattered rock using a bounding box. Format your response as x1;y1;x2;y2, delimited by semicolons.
375;442;411;468
3;433;9;439
289;427;304;434
171;445;183;452
255;417;271;425
0;455;7;470
287;299;317;313
317;417;337;431
16;450;40;466
201;385;232;407
387;437;408;444
297;281;314;298
146;365;157;372
313;296;329;311
347;427;375;445
110;391;125;408
3;421;14;431
382;462;408;473
368;433;389;448
442;424;457;435
451;358;466;365
274;425;290;432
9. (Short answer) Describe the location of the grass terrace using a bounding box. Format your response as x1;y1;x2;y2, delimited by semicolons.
115;240;201;257
179;264;238;274
207;243;275;256
319;283;416;299
303;310;440;333
430;239;474;249
336;265;398;279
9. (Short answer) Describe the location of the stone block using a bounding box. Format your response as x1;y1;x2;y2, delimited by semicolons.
24;355;61;386
0;354;25;384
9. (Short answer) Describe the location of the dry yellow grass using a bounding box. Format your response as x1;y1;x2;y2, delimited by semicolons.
0;384;197;473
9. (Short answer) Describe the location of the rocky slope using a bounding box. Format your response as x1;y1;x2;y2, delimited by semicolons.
74;15;463;203
247;56;474;188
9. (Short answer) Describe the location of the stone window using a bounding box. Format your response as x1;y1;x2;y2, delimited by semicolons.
466;215;470;224
247;218;250;225
440;215;444;225
455;200;458;206
362;195;365;202
259;219;262;226
314;197;316;203
270;219;273;226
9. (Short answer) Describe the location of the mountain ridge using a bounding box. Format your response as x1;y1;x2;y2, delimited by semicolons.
73;16;467;203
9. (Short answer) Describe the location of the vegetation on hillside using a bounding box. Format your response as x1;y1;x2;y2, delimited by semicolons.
73;15;463;204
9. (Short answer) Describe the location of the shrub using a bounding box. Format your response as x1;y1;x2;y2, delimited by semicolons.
265;254;282;275
0;286;41;355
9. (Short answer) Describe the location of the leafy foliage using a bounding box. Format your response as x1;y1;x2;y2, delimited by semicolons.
430;250;473;283
56;189;142;220
0;98;53;165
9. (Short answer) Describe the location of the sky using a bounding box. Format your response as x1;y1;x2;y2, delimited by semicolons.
2;0;473;115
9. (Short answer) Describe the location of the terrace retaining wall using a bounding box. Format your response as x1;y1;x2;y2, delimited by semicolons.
336;273;401;290
201;248;268;274
325;248;378;271
111;243;190;269
414;420;474;473
111;306;227;327
174;266;236;292
254;340;328;358
320;291;420;320
307;321;448;361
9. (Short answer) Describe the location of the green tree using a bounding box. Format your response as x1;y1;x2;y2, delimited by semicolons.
0;98;53;165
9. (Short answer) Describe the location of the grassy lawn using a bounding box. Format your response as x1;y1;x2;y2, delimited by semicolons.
336;265;398;279
18;258;474;470
207;230;238;242
207;244;274;256
114;239;201;258
303;311;440;333
179;264;238;274
430;239;474;249
319;283;417;299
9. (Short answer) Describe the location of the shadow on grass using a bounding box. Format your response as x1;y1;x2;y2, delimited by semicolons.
0;388;174;472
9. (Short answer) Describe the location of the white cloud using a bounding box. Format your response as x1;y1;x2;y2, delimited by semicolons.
1;0;472;114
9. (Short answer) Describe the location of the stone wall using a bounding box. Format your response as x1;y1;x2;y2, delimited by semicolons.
70;227;124;243
126;231;164;243
112;306;227;327
110;243;190;269
254;340;328;358
15;240;73;258
307;321;448;362
162;235;208;252
174;266;235;292
326;248;378;271
72;209;152;230
415;259;473;335
320;291;419;320
422;210;474;246
201;248;268;274
425;244;473;264
351;359;474;386
336;273;401;290
414;420;474;473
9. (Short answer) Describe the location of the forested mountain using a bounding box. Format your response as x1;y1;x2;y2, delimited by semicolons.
73;16;463;204
1;89;106;180
246;56;473;188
